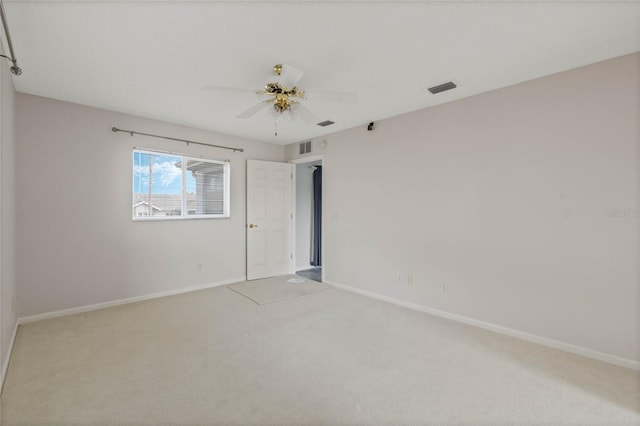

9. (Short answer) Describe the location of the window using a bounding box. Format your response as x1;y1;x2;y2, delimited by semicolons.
132;149;230;220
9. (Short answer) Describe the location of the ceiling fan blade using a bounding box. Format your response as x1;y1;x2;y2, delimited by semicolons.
277;63;305;88
237;102;269;119
295;103;319;125
201;85;256;94
305;90;358;103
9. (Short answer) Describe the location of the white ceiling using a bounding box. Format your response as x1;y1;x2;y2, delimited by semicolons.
4;0;640;145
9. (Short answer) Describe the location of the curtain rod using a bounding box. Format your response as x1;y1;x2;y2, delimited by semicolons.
0;0;22;75
112;127;244;153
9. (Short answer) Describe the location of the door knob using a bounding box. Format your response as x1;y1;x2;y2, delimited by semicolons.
248;224;258;228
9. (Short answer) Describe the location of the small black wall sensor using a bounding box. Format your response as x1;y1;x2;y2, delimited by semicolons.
367;122;375;131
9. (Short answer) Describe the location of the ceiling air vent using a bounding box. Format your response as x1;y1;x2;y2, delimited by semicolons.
428;81;457;94
299;141;312;155
317;120;335;127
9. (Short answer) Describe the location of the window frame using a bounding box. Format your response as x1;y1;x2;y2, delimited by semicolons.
132;148;231;221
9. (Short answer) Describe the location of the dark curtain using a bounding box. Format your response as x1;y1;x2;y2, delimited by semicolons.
311;166;322;266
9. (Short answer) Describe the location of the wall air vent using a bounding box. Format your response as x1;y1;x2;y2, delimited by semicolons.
428;81;457;94
299;141;312;155
317;120;335;127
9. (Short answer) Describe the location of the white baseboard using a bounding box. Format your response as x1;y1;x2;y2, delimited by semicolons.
326;280;639;371
1;320;19;393
18;276;246;325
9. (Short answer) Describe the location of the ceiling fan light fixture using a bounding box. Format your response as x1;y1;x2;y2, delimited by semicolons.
208;63;350;132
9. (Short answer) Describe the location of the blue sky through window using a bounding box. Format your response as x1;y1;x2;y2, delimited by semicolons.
133;152;196;194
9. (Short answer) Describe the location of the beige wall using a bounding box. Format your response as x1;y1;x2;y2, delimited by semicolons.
16;94;284;317
0;47;17;381
286;53;640;365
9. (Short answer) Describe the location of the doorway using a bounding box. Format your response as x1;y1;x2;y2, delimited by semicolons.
292;156;323;283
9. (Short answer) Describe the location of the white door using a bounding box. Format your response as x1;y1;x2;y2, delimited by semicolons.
247;160;294;280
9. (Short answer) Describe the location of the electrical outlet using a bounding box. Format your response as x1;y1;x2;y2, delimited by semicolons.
396;273;402;284
407;274;413;286
442;283;449;293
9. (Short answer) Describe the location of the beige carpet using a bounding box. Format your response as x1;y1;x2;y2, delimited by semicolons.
227;274;329;305
1;278;638;425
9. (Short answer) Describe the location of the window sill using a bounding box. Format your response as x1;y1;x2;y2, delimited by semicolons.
132;215;230;222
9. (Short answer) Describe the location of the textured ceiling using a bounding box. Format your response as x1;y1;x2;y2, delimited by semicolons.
4;1;640;144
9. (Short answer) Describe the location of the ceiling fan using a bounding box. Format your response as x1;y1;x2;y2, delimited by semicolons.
203;63;356;135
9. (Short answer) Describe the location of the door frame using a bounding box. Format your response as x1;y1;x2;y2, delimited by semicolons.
289;155;325;283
